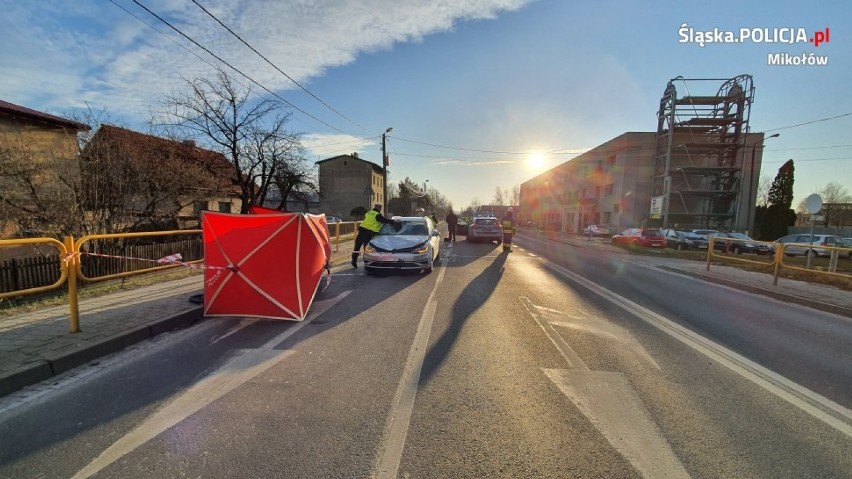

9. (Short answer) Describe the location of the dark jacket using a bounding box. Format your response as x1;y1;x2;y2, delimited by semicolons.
446;212;458;225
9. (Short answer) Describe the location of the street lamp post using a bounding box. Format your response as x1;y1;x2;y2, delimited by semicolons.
744;133;780;234
382;127;392;212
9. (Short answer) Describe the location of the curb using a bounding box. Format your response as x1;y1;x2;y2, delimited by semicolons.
523;230;852;319
0;306;203;398
658;266;852;319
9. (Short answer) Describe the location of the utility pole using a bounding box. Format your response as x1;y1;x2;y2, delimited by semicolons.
382;127;392;212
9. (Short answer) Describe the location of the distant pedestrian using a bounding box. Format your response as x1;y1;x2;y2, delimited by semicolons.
352;204;396;268
446;208;458;242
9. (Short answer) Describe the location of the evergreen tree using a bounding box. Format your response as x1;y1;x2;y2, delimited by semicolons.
767;159;795;209
755;159;797;240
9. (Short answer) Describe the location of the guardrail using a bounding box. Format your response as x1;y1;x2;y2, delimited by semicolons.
1;230;202;333
0;221;360;332
706;237;851;286
328;221;359;252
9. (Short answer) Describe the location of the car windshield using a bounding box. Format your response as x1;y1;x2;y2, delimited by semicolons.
474;218;499;226
379;221;428;236
729;233;751;240
642;229;663;237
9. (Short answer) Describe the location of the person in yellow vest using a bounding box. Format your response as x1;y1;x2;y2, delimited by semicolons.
352;204;396;268
501;208;516;252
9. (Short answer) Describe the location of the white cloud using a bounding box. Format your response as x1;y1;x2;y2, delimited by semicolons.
302;132;378;158
0;0;531;123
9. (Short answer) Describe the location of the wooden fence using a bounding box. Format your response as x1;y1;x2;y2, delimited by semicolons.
0;237;203;294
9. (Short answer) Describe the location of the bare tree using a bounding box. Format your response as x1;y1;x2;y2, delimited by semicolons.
510;185;520;206
493;187;505;206
816;182;851;227
755;176;772;207
157;68;311;213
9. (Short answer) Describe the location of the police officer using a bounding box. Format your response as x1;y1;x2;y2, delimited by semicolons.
352;204;396;268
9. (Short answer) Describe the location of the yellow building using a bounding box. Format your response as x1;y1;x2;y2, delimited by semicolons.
0;100;90;237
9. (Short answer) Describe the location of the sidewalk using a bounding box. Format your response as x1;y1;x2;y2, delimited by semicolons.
1;234;849;399
0;246;356;398
528;230;852;318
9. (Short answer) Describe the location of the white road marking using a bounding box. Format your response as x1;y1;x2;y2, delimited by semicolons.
372;249;448;478
546;316;660;370
70;291;351;479
523;297;685;477
543;368;690;479
71;349;296;479
538;258;852;438
521;297;588;370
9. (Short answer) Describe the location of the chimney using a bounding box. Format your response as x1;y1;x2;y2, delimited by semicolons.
183;140;196;148
352;152;359;159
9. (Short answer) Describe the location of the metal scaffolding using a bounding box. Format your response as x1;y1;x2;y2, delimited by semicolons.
652;75;754;230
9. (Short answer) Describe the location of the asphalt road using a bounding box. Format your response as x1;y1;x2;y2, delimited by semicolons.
0;235;850;478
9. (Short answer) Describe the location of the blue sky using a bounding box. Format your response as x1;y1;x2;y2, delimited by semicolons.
1;0;849;211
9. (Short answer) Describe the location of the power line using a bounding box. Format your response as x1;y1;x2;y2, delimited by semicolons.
189;0;375;136
391;136;542;155
765;144;852;152
765;112;852;132
124;0;356;136
763;156;852;164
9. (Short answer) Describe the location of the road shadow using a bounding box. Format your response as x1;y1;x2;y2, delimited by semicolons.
418;248;509;385
0;271;412;470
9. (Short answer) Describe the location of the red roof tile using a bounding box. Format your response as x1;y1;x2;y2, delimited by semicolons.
0;99;91;131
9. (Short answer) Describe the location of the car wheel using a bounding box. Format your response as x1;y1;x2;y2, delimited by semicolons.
676;243;684;251
733;246;741;254
805;249;817;259
365;266;376;275
631;240;639;247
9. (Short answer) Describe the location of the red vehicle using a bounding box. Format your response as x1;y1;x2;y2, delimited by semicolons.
611;228;667;248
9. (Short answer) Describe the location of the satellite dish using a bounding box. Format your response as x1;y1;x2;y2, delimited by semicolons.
805;193;823;214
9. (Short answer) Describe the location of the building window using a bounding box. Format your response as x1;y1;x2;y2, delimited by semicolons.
218;201;231;213
605;184;614;197
602;212;611;224
614;204;620;213
194;201;207;215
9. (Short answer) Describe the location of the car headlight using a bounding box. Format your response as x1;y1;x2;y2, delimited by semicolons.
365;244;375;253
413;244;429;254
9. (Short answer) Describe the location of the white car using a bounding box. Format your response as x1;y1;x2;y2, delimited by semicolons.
773;234;843;258
363;217;441;273
582;224;611;236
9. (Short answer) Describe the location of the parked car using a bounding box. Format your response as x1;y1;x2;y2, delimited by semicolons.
363;217;441;273
708;232;773;255
662;229;698;250
611;228;667;248
773;234;843;258
690;229;719;238
467;217;503;243
325;215;342;223
455;218;469;236
582;224;611;237
841;238;852;258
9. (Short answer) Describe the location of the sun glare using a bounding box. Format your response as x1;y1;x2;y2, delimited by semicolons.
527;152;545;170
